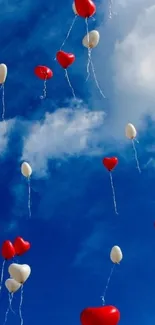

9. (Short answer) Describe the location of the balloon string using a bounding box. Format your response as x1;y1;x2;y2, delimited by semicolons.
85;18;91;80
65;69;76;99
0;260;6;294
132;139;141;173
1;84;5;121
40;79;47;99
9;293;15;314
19;285;24;325
134;138;139;144
109;172;118;215
3;293;14;325
108;0;117;19
28;177;31;218
59;15;77;51
109;0;113;19
90;60;106;98
101;264;115;305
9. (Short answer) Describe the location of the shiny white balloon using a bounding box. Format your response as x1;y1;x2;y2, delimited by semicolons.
82;30;100;49
8;263;31;284
5;278;22;293
110;246;123;264
0;64;7;84
125;123;137;139
21;162;32;178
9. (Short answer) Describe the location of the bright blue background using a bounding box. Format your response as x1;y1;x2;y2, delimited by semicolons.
0;1;155;325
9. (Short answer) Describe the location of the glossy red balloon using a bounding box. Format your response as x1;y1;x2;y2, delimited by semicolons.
1;240;15;260
103;157;118;172
13;237;30;256
34;65;53;80
74;0;96;18
80;306;120;325
56;51;75;69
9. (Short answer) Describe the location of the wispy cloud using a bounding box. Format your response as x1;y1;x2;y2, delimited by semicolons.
92;0;155;138
21;102;105;177
0;119;14;156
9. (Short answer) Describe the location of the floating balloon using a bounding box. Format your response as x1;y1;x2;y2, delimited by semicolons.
125;123;141;173
34;65;53;99
0;64;7;84
5;278;21;293
4;278;20;325
8;263;31;284
80;306;120;325
103;157;118;172
21;162;32;218
110;246;123;264
8;264;31;325
21;162;32;178
101;245;122;305
13;237;30;256
125;123;137;139
82;30;100;48
0;63;7;121
1;241;15;260
74;0;96;18
0;241;15;296
56;51;76;98
82;30;105;99
56;51;75;69
102;158;118;215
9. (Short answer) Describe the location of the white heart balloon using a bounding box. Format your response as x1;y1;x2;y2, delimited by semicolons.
5;278;21;293
21;162;32;178
110;246;123;264
125;123;137;139
82;30;100;49
0;64;7;84
8;263;31;284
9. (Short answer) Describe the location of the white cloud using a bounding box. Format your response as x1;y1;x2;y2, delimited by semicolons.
112;3;155;129
22;104;105;177
92;1;155;138
0;119;14;156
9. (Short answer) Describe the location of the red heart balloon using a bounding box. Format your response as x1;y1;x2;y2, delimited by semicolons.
74;0;96;18
56;51;75;69
1;240;15;260
34;65;53;80
103;157;118;172
80;306;120;325
13;237;30;256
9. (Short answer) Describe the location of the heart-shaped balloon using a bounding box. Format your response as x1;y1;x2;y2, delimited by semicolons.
103;157;118;172
34;65;53;80
9;263;31;284
56;51;75;69
1;240;15;260
74;0;96;18
0;64;7;84
13;237;30;256
5;278;21;293
80;306;120;325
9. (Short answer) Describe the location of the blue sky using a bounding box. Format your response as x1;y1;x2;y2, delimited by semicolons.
0;0;155;325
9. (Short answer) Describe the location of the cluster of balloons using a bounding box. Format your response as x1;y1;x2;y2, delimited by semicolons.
2;237;30;260
0;2;137;325
0;237;31;325
34;0;105;100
